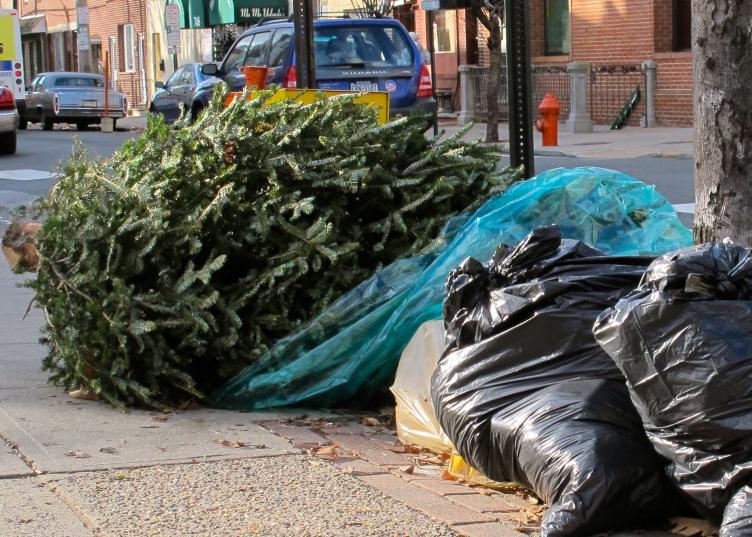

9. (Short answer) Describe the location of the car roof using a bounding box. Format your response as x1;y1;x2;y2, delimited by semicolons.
239;16;404;37
37;72;105;79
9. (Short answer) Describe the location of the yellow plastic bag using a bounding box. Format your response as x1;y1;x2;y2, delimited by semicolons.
390;321;453;455
445;453;523;492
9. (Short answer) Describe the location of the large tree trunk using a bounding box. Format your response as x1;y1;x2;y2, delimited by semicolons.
485;16;502;143
693;1;752;245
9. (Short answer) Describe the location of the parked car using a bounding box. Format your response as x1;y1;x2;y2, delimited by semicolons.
0;85;18;155
193;17;437;125
21;72;127;131
149;63;217;123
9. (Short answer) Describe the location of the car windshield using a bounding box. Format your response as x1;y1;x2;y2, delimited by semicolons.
314;26;414;68
54;77;104;88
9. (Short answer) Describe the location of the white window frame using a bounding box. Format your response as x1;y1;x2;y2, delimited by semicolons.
120;23;136;73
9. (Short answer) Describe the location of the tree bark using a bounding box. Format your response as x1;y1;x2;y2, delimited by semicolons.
692;0;752;246
485;16;502;143
472;5;503;143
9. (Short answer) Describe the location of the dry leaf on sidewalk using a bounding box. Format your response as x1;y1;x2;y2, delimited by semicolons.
215;439;267;449
151;415;169;422
313;443;341;460
397;465;415;475
362;417;381;427
99;447;119;454
64;450;91;458
670;517;719;537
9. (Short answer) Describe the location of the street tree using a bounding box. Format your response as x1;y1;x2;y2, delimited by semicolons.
692;1;752;245
469;0;504;142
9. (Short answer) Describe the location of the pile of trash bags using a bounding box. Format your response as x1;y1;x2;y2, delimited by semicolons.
212;167;691;410
595;243;752;535
431;230;752;536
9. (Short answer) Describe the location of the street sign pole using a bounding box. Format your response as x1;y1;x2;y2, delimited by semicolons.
293;0;315;88
505;0;534;178
165;3;181;73
76;0;93;73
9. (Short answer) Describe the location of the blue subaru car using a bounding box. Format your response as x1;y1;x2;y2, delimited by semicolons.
194;17;437;125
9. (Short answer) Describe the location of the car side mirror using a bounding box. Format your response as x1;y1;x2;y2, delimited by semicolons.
155;81;165;89
201;63;220;76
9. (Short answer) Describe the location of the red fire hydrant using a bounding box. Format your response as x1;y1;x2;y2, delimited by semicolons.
535;94;560;146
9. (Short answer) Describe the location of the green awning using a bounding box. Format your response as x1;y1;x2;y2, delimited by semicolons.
234;0;288;23
209;0;288;26
166;0;190;29
209;0;234;25
186;0;209;28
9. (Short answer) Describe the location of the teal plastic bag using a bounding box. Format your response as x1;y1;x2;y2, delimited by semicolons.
211;167;693;410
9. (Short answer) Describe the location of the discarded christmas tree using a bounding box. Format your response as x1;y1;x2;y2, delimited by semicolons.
31;90;515;409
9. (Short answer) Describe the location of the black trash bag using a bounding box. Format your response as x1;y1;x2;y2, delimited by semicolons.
594;243;752;524
721;486;752;537
433;226;679;537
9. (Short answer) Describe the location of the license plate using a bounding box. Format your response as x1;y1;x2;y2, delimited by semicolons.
82;100;98;107
350;82;378;92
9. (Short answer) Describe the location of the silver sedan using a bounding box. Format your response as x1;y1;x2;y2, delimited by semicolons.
21;72;127;131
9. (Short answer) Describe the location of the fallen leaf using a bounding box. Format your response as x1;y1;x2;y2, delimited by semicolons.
416;454;445;465
216;439;247;448
397;465;415;475
64;450;91;459
313;443;341;460
140;425;159;429
442;468;458;481
99;447;119;454
389;444;422;454
670;517;719;537
362;417;381;427
151;415;169;422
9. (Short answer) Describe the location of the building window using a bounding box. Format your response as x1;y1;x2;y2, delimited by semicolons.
432;11;456;53
119;23;136;73
673;0;691;51
544;0;570;55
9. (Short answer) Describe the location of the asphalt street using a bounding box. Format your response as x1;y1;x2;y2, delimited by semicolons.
0;128;695;227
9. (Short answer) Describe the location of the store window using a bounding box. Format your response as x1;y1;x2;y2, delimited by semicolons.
545;0;570;55
432;11;456;53
673;0;691;51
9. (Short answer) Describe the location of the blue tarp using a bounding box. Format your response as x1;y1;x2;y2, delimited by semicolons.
211;167;693;410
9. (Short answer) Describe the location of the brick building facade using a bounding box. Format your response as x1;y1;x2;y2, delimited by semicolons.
409;0;693;126
2;0;213;113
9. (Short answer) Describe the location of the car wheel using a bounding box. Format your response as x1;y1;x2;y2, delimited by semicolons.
76;122;90;131
41;113;54;131
0;131;17;155
17;118;27;130
190;103;204;123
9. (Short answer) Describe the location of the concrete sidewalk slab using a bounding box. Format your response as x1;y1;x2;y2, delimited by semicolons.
0;477;93;537
441;122;694;160
0;386;295;474
0;442;34;478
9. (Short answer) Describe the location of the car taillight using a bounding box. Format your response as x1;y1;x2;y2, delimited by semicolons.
416;64;433;98
284;65;297;88
0;88;14;110
52;94;60;115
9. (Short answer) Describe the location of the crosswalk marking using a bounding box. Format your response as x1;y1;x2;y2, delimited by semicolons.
0;169;57;181
672;203;695;215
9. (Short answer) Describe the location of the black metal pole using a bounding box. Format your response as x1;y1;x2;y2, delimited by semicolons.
505;0;534;178
293;0;315;88
425;10;438;135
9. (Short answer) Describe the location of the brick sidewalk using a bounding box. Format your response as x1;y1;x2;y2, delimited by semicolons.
260;415;535;537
